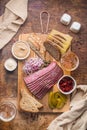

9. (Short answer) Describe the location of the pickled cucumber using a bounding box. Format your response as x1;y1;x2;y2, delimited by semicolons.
48;92;55;109
48;91;67;109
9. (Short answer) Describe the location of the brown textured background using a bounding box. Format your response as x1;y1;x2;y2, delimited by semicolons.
0;0;87;130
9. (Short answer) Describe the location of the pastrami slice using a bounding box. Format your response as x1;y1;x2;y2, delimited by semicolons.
25;65;58;86
24;61;57;84
24;61;64;99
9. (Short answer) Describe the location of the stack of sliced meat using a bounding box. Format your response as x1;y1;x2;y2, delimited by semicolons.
24;62;63;99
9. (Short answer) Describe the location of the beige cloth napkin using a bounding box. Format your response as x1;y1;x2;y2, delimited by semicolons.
0;0;28;49
47;85;87;130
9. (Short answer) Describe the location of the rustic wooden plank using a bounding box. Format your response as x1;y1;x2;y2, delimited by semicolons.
18;33;70;113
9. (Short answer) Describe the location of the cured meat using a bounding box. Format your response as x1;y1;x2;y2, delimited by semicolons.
24;61;63;99
26;65;59;88
24;62;57;83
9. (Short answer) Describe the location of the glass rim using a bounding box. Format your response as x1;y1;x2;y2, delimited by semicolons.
60;51;79;71
0;101;17;122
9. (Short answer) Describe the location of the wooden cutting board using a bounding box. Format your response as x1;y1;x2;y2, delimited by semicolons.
18;33;70;113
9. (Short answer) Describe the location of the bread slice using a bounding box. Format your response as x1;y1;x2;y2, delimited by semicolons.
44;40;61;61
20;89;43;112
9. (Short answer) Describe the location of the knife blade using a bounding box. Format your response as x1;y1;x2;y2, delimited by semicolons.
27;40;50;66
28;41;45;60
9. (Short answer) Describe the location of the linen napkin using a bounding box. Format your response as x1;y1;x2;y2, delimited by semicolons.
47;85;87;130
0;0;28;49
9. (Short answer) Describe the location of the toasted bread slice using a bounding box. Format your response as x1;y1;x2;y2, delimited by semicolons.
20;89;43;112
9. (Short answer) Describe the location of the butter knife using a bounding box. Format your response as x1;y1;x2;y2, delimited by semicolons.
27;40;50;65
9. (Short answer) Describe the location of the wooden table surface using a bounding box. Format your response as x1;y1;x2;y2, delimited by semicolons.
0;0;87;130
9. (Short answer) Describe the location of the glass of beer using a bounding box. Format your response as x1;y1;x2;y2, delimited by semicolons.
0;102;17;122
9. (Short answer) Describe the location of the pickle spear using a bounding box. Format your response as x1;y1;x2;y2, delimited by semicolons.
48;92;67;109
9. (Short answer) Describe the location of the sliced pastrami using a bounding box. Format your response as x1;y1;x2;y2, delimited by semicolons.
24;61;63;99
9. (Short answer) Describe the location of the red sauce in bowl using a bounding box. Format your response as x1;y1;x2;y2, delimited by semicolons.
59;76;74;92
58;76;76;94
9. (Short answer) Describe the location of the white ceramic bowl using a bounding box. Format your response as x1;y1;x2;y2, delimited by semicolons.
12;41;30;60
4;58;17;71
57;75;76;95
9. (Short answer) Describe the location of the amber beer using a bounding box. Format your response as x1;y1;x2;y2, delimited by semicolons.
0;102;16;122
